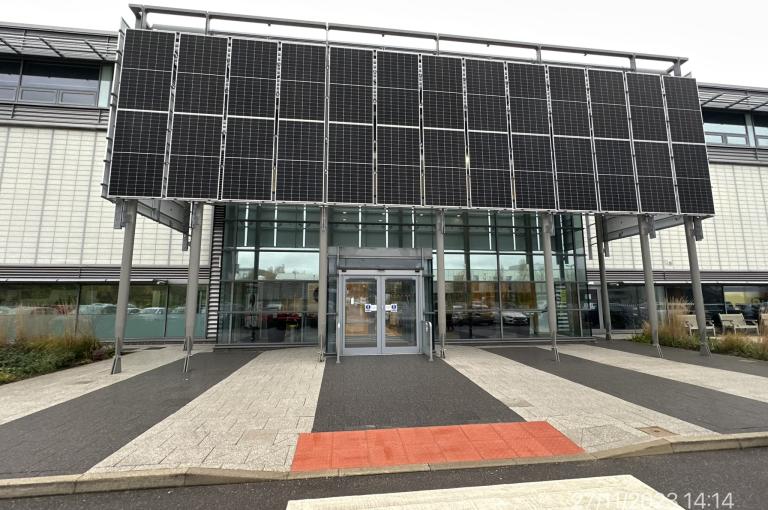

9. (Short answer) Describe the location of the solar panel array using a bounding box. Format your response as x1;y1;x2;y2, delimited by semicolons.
108;28;714;216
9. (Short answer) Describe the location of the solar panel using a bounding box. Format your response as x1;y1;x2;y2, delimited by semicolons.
118;69;171;111
508;98;549;134
109;152;165;197
377;127;420;166
673;143;714;214
327;163;373;203
275;160;323;202
672;143;709;179
630;106;668;141
221;158;272;201
424;167;467;206
424;129;465;168
377;87;419;126
329;84;372;123
510;134;553;173
467;94;507;132
663;76;701;110
230;39;277;79
226;117;274;159
594;139;634;176
465;59;506;96
554;137;597;211
677;177;714;214
422;55;463;92
668;109;706;143
591;103;629;139
330;47;373;85
638;176;677;213
598;175;638;212
554;137;593;174
377;165;421;205
548;66;587;102
178;34;227;74
588;70;626;105
122;30;175;71
277;121;324;162
171;114;222;157
113;110;168;154
471;168;513;208
507;63;547;99
280;44;326;82
280;80;325;120
376;51;418;89
174;73;225;114
468;131;509;170
167;114;222;199
329;124;373;163
422;91;464;129
515;171;556;209
557;172;597;211
228;77;275;118
634;142;672;177
551;100;590;137
627;73;664;107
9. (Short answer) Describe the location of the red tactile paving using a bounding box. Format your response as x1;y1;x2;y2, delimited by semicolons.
291;421;583;472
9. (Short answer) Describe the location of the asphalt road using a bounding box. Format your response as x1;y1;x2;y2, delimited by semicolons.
2;448;765;510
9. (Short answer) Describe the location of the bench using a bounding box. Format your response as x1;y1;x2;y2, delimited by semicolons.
718;313;759;335
679;314;715;337
761;313;768;335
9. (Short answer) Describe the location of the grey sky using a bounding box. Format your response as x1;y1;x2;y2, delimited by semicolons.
7;0;768;87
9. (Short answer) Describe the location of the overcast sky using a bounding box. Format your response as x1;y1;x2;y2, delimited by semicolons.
7;0;767;88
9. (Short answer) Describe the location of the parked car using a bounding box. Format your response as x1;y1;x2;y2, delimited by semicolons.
502;310;530;326
139;307;166;315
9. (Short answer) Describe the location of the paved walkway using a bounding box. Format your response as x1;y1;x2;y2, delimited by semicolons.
0;345;192;425
89;347;325;473
444;346;709;452
286;475;680;509
556;344;768;403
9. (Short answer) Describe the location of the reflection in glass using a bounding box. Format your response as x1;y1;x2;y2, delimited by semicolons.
384;279;417;348
344;279;377;349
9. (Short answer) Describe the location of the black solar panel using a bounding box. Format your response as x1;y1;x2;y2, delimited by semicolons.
329;124;373;163
422;55;463;92
468;131;509;170
557;172;597;211
280;80;325;121
280;44;326;82
277;121;324;162
228;77;275;118
514;171;556;209
510;134;552;173
638;177;677;213
630;106;668;141
109;152;165;197
327;163;373;203
329;84;372;123
174;73;225;114
424;167;467;206
230;39;277;79
467;94;507;132
598;175;638;212
226;117;274;159
424;129;465;168
178;34;227;75
471;168;513;208
668;109;705;143
551;100;590;137
377;165;421;205
627;73;664;108
507;63;547;99
594;139;634;176
422;91;464;129
634;142;672;177
591;103;629;139
588;70;626;105
554;137;594;174
118;69;171;111
167;155;220;199
221;158;273;201
123;30;175;71
465;59;506;96
171;114;222;156
663;76;701;110
377;87;419;126
548;66;587;102
672;143;709;179
113;110;168;154
330;47;373;85
377;127;420;166
677;178;714;214
508;98;549;134
376;51;418;89
275;160;323;202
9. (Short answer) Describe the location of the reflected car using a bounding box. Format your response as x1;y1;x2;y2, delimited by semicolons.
139;307;166;315
0;306;15;315
502;310;530;326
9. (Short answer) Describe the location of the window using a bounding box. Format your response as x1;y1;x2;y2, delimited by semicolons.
0;59;20;101
19;61;100;106
754;114;768;148
702;110;748;145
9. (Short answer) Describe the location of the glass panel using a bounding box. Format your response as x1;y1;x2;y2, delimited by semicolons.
757;137;768;147
258;251;319;280
344;279;377;349
501;281;538;309
443;253;467;281
165;284;207;338
21;62;100;91
20;88;57;103
125;284;167;339
705;134;723;144
702;111;747;134
499;254;530;281
0;283;78;340
724;136;747;145
470;281;498;309
235;251;256;280
0;59;20;87
78;284;118;339
469;254;497;281
384;278;417;348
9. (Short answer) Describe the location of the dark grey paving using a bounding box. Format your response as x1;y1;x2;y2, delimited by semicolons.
5;447;766;510
0;350;258;479
312;355;522;432
598;339;768;378
487;347;768;434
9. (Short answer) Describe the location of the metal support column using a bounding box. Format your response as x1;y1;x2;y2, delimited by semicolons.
182;203;203;373
685;216;711;356
436;210;447;358
111;200;137;375
595;216;612;342
541;213;559;362
638;215;662;358
317;206;328;362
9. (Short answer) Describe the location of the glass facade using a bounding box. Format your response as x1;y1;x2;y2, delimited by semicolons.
218;205;591;346
0;283;206;341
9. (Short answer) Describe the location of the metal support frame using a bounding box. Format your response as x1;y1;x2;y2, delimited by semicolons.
684;216;711;356
111;199;137;375
595;215;612;341
541;213;559;362
435;210;447;359
182;202;203;373
317;206;329;362
638;215;662;358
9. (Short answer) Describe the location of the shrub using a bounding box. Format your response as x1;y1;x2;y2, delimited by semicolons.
712;333;768;361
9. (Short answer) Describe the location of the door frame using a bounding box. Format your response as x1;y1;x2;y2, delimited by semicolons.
338;269;423;356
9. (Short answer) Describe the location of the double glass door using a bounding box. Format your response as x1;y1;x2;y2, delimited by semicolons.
340;271;421;355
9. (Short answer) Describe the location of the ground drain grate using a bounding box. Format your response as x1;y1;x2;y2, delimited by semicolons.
637;426;677;437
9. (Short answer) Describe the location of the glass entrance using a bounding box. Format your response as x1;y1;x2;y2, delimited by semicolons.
340;272;421;355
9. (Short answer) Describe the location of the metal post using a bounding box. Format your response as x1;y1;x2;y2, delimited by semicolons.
317;206;328;362
685;216;711;356
111;200;137;375
182;203;203;373
638;215;662;358
436;210;447;358
541;213;559;362
595;216;612;342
